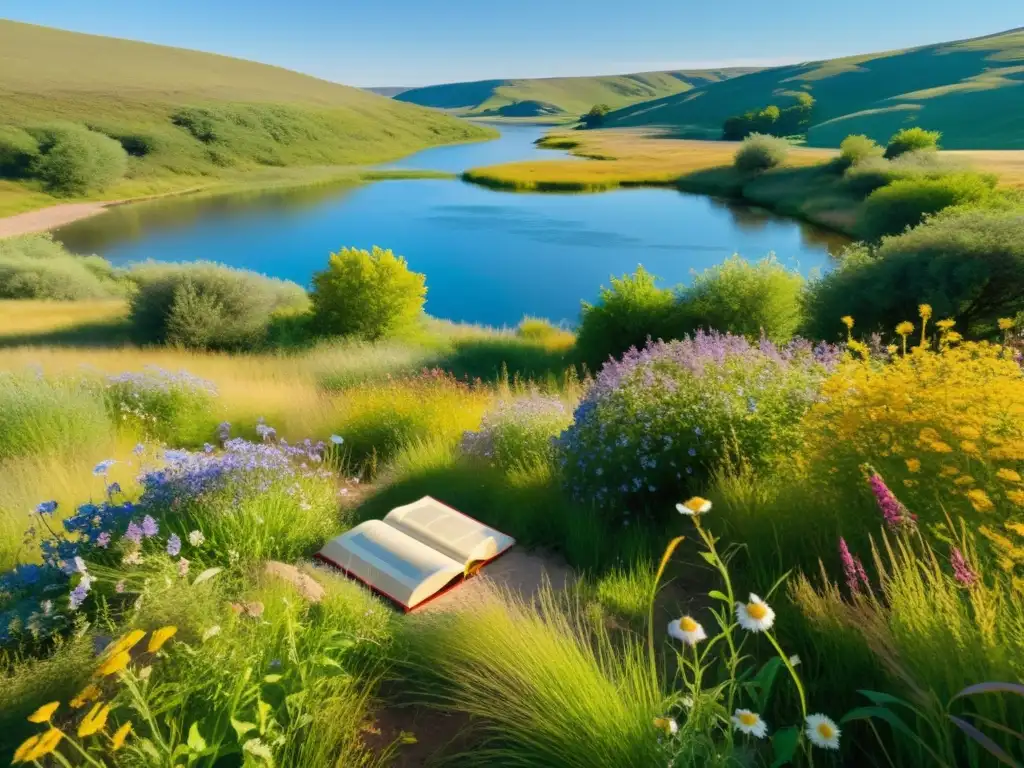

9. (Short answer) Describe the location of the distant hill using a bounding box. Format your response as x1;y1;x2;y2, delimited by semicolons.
364;86;415;98
603;28;1024;149
0;20;491;205
394;69;760;119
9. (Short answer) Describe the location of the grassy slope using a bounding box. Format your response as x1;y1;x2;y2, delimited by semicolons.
604;28;1024;149
0;21;493;215
394;68;760;119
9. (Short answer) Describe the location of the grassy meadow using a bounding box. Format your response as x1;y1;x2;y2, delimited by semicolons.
0;20;494;217
603;27;1024;149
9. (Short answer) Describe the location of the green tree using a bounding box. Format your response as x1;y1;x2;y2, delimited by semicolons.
884;127;941;159
29;123;128;195
581;104;612;129
310;246;426;340
837;134;885;170
734;133;789;173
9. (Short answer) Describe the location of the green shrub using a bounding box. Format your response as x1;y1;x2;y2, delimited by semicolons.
575;266;678;371
0;234;127;300
884;126;941;159
836;134;884;170
676;254;805;343
802;208;1024;339
28;123;128;195
104;368;219;446
733;133;789;173
0;372;112;461
460;393;572;471
310;246;426;340
843;150;958;196
128;261;308;349
0;125;40;178
858;172;995;240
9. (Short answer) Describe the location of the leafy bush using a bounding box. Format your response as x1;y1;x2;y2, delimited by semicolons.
733;133;789;173
581;104;612;129
884;127;941;159
559;332;839;520
104;368;218;446
310;246;426;341
676;255;805;343
128;261;308;349
28;123;128;194
0;372;112;461
858;172;995;240
802;208;1024;339
460;393;572;470
843;150;956;196
574;266;678;371
0;125;40;178
0;234;127;300
516;316;571;345
836;134;884;170
722;94;814;140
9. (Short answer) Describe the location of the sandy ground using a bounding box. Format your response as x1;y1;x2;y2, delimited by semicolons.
0;202;111;238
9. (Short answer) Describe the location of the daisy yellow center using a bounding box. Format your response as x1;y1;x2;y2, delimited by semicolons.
817;722;835;739
746;602;767;620
739;713;758;727
680;617;699;632
687;497;708;510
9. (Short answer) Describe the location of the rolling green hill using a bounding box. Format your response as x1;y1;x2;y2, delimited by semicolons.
0;20;492;214
393;69;760;119
603;28;1024;149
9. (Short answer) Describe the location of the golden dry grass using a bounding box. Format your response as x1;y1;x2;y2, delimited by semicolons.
0;299;128;337
947;149;1024;187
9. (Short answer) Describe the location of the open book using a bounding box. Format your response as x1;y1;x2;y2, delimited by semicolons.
315;496;516;610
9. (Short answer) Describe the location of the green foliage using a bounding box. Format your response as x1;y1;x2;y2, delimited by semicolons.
104;368;219;446
27;123;128;195
0;372;112;461
0;125;39;178
677;255;805;343
128;261;308;349
574;266;678;371
884;126;942;159
460;393;572;471
733;133;790;173
858;172;995;240
310;246;426;341
0;234;127;300
722;95;814;140
588;560;657;627
581;103;612;128
836;134;884;170
803;207;1024;339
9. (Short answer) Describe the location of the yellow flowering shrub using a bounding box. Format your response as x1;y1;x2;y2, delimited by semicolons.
801;317;1024;575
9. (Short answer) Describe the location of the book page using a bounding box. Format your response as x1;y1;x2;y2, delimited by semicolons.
318;520;464;609
383;496;516;567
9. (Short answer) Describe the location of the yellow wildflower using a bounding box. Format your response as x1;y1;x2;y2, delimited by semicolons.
954;475;976;486
957;425;981;439
13;734;40;763
78;702;111;738
841;316;854;330
1007;490;1024;507
96;650;131;677
847;339;869;358
147;626;178;653
967;489;995;513
998;318;1015;331
103;629;146;660
886;344;898;355
944;331;963;344
895;321;914;337
919;304;933;321
961;440;981;456
71;684;102;709
110;721;132;751
929;441;953;454
23;728;62;761
1006;522;1024;537
996;468;1022;483
905;458;921;473
27;701;60;723
936;319;956;330
940;465;960;477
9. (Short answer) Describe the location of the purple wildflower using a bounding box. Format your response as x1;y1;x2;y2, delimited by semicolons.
330;434;344;445
838;538;870;594
96;531;111;549
35;500;58;516
203;443;215;454
868;472;916;531
141;515;159;538
133;443;145;456
69;576;91;610
106;482;122;497
123;522;143;544
216;421;232;443
950;547;977;587
166;534;182;557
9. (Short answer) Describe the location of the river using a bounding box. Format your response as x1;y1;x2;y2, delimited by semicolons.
54;124;844;327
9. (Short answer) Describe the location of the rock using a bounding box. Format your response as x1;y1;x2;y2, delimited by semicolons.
263;561;325;603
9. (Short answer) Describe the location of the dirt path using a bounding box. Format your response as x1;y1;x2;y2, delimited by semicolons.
0;202;111;238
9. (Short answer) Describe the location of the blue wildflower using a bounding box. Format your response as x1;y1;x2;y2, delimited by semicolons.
203;443;215;454
124;522;143;544
166;534;182;557
133;443;145;456
106;482;122;497
69;576;91;610
141;516;159;538
35;500;58;516
688;447;697;457
330;435;344;445
93;459;116;476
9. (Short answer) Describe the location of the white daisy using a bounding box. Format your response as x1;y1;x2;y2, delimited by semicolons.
735;593;775;633
676;497;712;516
188;530;205;547
668;616;707;646
805;714;841;750
731;709;768;739
653;717;678;736
789;654;801;667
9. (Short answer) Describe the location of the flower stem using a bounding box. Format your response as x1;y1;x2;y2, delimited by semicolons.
766;631;806;719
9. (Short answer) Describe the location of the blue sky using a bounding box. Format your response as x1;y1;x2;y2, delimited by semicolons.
3;0;1020;87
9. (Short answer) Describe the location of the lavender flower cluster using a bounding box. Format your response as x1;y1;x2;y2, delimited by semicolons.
558;331;839;517
105;366;218;442
460;394;571;470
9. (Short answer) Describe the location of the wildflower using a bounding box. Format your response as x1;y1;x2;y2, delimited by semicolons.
147;625;177;653
330;434;344;445
841;316;854;330
133;443;145;456
110;721;132;751
166;534;182;557
805;714;841;750
736;594;775;633
124;551;143;567
96;531;111;548
732;709;768;738
13;734;41;763
918;304;932;321
69;576;92;610
123;522;143;544
115;579;126;593
967;488;994;513
868;472;915;530
653;717;678;736
35;500;58;516
177;557;190;577
997;468;1022;483
27;701;60;723
950;547;977;586
944;331;963;344
896;321;915;337
141;515;159;537
789;654;801;667
105;629;146;659
78;702;111;737
998;318;1015;331
71;684;102;709
905;458;921;473
839;538;863;594
676;497;711;516
93;459;116;476
668;616;707;646
886;344;898;355
188;529;205;547
936;319;956;331
1009;490;1024;507
954;475;976;486
21;728;62;761
203;443;215;454
97;650;131;676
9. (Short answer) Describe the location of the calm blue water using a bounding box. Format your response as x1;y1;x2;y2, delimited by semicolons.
54;125;843;327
